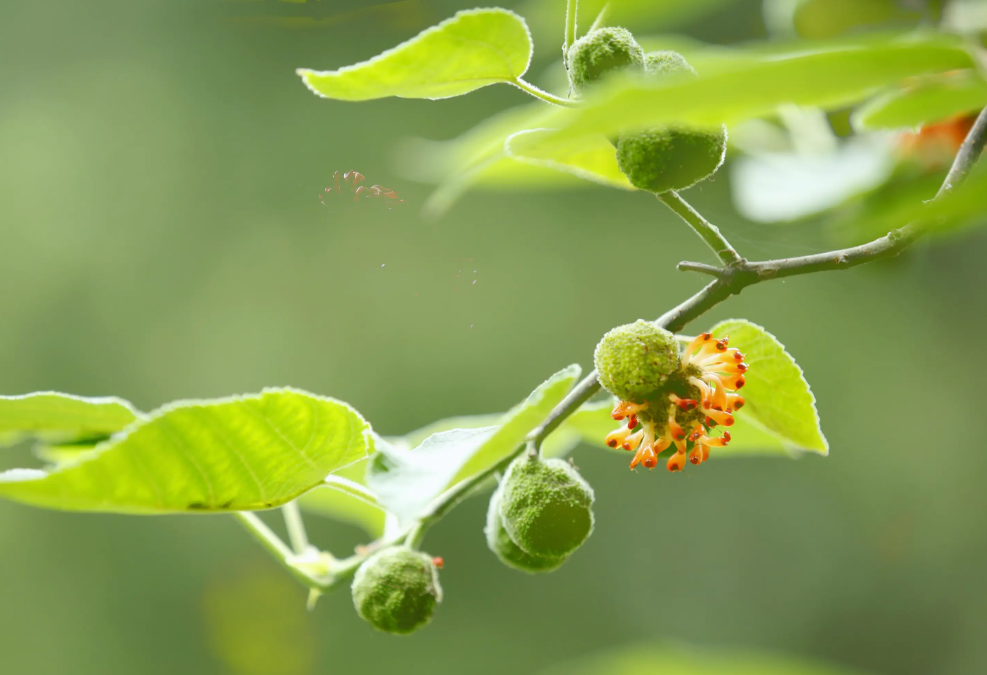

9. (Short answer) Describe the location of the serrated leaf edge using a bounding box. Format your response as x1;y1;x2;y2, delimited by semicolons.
711;319;829;456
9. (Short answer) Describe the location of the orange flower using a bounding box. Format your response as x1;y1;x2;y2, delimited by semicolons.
606;332;747;473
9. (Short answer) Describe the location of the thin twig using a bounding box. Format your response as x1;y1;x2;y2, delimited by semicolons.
938;105;987;196
511;78;580;108
677;261;727;277
282;500;310;555
564;0;578;67
657;191;744;267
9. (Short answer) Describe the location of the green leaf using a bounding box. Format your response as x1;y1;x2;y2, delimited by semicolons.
296;9;533;101
835;162;987;242
853;70;987;131
565;400;796;457
539;643;869;675
397;104;589;219
505;129;636;190
541;33;974;140
711;320;828;455
367;426;499;525
297;458;388;538
0;392;141;447
366;365;581;524
0;389;373;513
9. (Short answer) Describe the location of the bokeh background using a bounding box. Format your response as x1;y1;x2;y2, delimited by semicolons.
2;1;986;674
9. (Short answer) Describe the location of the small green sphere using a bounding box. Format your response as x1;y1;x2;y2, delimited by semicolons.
499;455;594;559
644;50;696;78
594;319;680;402
485;484;568;573
616;125;727;193
567;27;644;95
351;547;442;635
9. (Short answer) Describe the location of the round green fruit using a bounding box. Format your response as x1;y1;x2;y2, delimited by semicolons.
485;484;568;573
594;319;679;402
351;546;442;635
499;455;594;559
644;50;696;78
615;50;726;193
567;27;644;95
616;124;727;193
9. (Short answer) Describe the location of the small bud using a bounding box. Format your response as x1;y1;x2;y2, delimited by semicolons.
567;27;644;95
594;319;680;402
351;546;442;635
499;455;595;560
485;485;568;573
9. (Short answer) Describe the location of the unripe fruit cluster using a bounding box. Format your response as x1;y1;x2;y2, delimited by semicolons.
486;455;595;573
351;546;443;635
566;28;726;193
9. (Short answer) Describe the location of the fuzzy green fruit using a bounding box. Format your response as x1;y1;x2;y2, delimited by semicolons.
594;319;679;402
644;50;696;78
616;50;727;193
616;125;727;193
499;455;594;559
485;484;568;573
351;547;442;635
567;27;644;95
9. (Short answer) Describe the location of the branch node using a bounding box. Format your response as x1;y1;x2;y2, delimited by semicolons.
677;261;725;277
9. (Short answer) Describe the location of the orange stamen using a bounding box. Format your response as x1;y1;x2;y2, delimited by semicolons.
611;400;648;421
605;426;631;449
704;408;734;427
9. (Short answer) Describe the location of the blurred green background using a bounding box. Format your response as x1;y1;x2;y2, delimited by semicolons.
2;1;986;673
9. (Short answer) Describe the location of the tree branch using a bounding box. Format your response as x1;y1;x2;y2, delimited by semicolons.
657;191;744;267
938;105;987;196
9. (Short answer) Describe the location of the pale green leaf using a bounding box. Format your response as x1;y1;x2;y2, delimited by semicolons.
396;103;553;184
297;459;387;538
367;426;499;525
451;364;581;482
539;643;869;675
366;365;581;524
0;392;141;447
505;129;636;190
711;320;828;455
395;410;581;460
297;9;533;101
396;104;586;219
0;389;373;513
853;70;987;131
835;163;987;242
540;33;974;140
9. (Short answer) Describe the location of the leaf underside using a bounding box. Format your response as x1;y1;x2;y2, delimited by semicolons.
297;8;533;101
0;389;373;514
